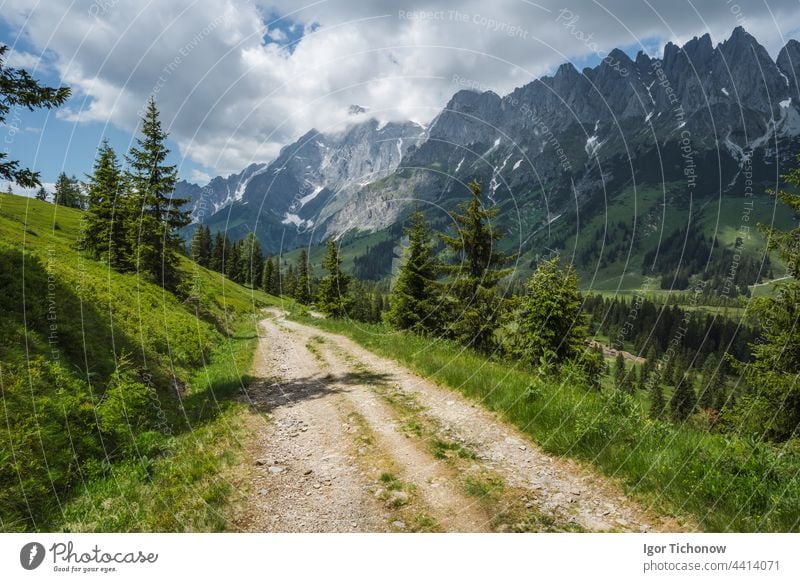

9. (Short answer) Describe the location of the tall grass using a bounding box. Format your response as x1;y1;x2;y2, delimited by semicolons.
294;315;800;532
0;193;277;531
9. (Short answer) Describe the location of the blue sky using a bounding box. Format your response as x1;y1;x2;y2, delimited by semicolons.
3;0;800;196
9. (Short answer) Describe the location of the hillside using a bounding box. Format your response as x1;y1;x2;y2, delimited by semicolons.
0;192;282;532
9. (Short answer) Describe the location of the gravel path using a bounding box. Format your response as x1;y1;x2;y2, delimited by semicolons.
238;310;688;532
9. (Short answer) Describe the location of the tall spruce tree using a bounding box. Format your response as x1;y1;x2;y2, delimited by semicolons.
283;263;297;297
613;353;626;389
125;98;189;290
294;249;312;304
670;376;697;421
512;255;590;366
698;354;719;410
190;225;212;267
316;240;352;317
210;232;225;273
225;239;241;281
439;180;512;352
54;172;83;208
262;256;277;295
82;139;129;269
649;377;666;419
385;211;440;333
240;232;263;287
722;153;800;439
349;279;372;321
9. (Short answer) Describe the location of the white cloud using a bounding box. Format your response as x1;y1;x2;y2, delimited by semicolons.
4;49;47;71
4;0;800;178
189;169;212;186
266;27;288;42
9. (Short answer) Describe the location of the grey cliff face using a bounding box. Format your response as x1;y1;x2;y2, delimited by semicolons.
188;27;800;254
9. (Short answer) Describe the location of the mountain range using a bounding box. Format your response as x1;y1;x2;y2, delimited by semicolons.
179;26;800;291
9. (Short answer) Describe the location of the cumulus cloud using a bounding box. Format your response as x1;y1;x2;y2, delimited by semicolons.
189;169;212;186
3;0;800;178
3;49;47;71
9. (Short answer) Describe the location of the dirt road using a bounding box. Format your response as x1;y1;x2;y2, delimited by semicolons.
235;310;686;533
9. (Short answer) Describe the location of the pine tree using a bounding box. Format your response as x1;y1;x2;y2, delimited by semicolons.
385;211;440;333
613;353;626;389
35;186;47;201
225;239;241;281
670;376;697;421
371;292;384;322
316;240;352;317
698;354;719;409
239;233;263;286
190;226;212;267
262;256;276;295
649;378;666;419
0;45;70;188
125;98;189;290
294;249;312;304
81;139;129;269
639;345;657;390
210;232;225;273
670;353;685;386
512;255;591;366
54;172;83;208
621;367;635;394
283;263;297;298
438;180;512;352
349;279;371;321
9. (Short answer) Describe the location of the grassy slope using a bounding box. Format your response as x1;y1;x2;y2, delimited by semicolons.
292;314;800;532
0;193;280;532
548;184;793;293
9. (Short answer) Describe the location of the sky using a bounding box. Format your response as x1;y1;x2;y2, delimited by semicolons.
2;0;800;195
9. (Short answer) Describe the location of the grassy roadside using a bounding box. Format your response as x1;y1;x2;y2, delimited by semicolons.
290;314;800;532
55;316;260;532
0;193;279;531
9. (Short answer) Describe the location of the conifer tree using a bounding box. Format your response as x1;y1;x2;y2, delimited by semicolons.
262;256;277;295
439;180;512;352
613;353;626;389
35;186;47;201
283;263;297;297
698;354;719;409
54;172;83;208
649;378;666;419
732;154;800;441
372;293;385;321
294;249;312;304
385;211;440;333
239;232;263;286
82;139;129;269
125;98;189;290
316;240;352;317
225;239;241;281
210;232;225;273
349;279;372;321
670;376;697;421
512;255;590;366
190;225;212;267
